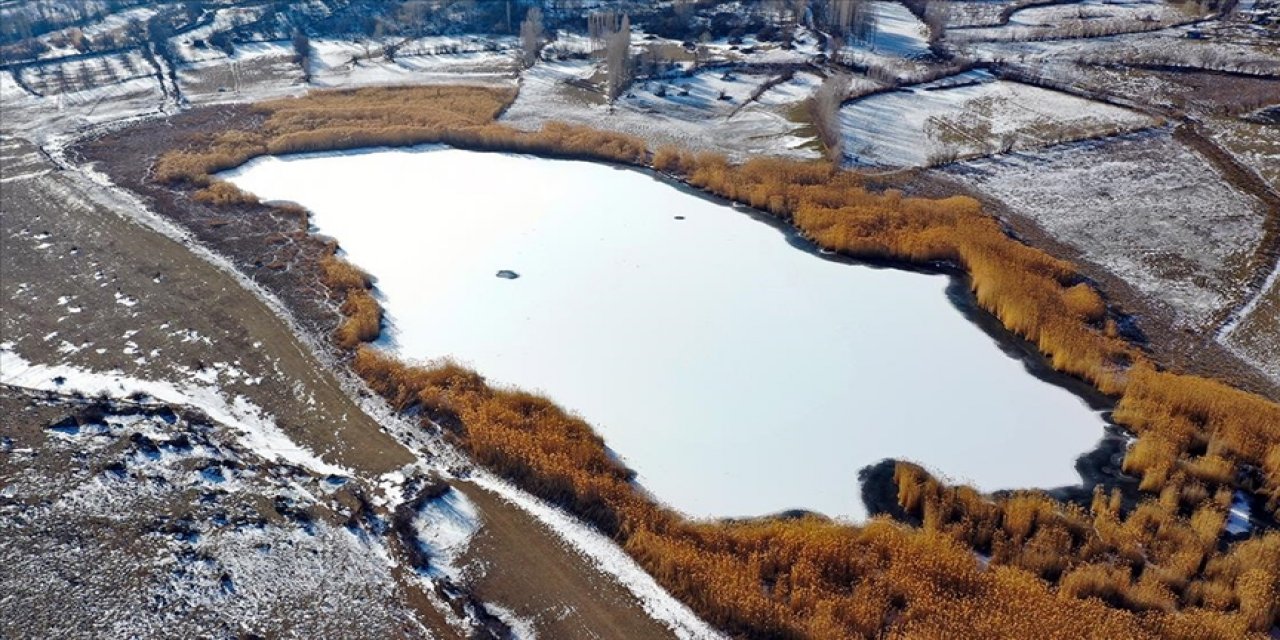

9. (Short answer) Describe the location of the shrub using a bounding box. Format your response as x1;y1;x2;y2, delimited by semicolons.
192;180;259;206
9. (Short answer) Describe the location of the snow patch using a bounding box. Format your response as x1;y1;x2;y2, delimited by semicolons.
412;488;481;579
0;348;349;478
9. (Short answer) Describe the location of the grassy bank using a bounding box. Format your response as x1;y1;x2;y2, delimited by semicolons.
158;85;1279;638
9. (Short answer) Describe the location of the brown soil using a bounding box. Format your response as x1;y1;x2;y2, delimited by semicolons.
457;481;678;640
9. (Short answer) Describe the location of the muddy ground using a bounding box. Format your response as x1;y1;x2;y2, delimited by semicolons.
2;135;411;475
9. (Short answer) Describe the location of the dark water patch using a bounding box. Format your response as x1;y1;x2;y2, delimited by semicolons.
859;459;920;525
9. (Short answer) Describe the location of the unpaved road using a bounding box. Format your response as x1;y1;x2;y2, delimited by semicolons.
458;481;679;640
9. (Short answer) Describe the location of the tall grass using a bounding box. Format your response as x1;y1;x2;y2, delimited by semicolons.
896;461;1280;632
162;86;1280;638
191;180;259;206
654;149;1138;395
355;347;1245;639
318;255;381;349
155;86;645;187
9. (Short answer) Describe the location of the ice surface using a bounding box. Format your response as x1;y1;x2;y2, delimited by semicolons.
224;147;1107;521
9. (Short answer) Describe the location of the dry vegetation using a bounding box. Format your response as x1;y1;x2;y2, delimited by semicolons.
154;86;646;188
159;86;1280;639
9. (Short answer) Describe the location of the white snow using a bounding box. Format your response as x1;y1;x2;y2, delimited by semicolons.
951;0;1198;42
0;347;349;478
1226;490;1253;535
838;70;1153;166
861;1;933;58
412;488;481;579
224;147;1107;522
503;59;820;161
307;38;519;89
483;603;539;640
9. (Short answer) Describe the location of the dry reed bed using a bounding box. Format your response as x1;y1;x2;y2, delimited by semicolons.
157;86;1280;638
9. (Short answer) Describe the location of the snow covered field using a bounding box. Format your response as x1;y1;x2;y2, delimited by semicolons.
949;0;1200;42
847;0;933;59
0;388;427;639
837;70;1152;166
502;58;820;161
223;146;1108;521
957;26;1280;76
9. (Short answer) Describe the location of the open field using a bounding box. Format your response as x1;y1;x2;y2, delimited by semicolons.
838;70;1153;166
935;127;1280;394
0;387;435;640
1223;274;1280;384
502;57;822;161
1208;117;1280;195
1;136;411;474
940;130;1266;335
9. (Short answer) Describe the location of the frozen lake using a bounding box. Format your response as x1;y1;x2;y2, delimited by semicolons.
223;146;1106;521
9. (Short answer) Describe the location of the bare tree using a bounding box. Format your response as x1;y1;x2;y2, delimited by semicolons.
830;0;856;33
75;61;96;90
519;7;545;68
807;73;848;162
52;64;70;94
588;10;621;49
605;15;633;102
398;1;430;37
924;0;950;44
790;0;811;26
851;2;877;47
292;29;311;83
694;29;712;69
824;0;876;49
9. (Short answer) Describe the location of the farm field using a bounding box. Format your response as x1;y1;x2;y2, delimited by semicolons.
837;69;1153;166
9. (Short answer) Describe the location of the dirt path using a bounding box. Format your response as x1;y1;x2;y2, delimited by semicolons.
456;481;679;640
